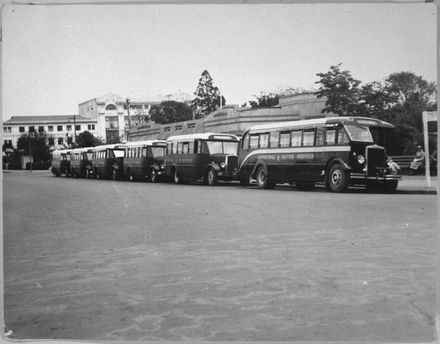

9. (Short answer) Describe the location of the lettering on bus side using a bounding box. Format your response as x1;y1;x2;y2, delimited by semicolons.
253;153;315;161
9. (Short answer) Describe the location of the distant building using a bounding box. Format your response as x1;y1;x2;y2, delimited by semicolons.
2;115;97;150
128;93;333;141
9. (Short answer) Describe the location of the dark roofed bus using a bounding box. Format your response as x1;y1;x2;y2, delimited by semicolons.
164;133;240;185
123;140;167;182
51;149;72;177
237;116;401;193
70;147;94;178
90;144;126;180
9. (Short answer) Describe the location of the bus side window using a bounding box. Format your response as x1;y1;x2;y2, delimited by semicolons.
182;142;189;154
326;128;336;145
302;129;315;146
177;142;183;154
172;142;178;154
269;131;279;147
142;147;148;157
337;127;349;145
167;143;172;154
279;132;290;147
241;133;249;149
249;135;259;149
188;141;194;153
315;127;325;146
260;133;269;148
291;131;302;147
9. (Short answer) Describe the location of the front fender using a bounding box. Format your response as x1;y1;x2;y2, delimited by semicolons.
250;160;268;179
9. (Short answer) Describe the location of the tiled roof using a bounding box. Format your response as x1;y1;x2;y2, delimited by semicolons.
4;115;94;124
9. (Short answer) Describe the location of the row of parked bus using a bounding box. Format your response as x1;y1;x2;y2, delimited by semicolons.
50;116;402;193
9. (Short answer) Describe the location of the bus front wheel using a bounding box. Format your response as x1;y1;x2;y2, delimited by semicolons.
328;164;349;192
206;168;218;186
256;166;275;189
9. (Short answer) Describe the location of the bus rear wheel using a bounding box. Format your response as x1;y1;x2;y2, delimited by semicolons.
328;163;349;192
256;166;275;189
206;168;218;186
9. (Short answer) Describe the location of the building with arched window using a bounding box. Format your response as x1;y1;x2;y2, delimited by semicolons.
78;93;158;142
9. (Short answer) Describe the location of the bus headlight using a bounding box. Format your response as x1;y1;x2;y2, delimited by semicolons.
220;162;226;169
357;155;365;164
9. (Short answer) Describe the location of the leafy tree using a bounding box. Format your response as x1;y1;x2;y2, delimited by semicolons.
249;87;316;108
17;132;51;162
191;70;225;118
149;101;194;124
76;131;103;147
315;63;361;116
249;92;279;108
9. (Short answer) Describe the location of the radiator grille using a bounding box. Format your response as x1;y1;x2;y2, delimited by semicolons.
366;146;386;177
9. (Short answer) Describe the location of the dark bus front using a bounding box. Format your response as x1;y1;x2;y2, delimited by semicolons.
70;148;94;178
164;134;239;185
124;140;167;182
51;150;71;177
91;144;125;180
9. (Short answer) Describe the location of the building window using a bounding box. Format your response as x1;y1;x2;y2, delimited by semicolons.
66;125;72;131
48;137;54;145
88;124;95;130
58;138;64;145
175;125;183;130
75;125;81;131
3;127;11;133
29;126;35;132
48;126;54;132
19;126;25;133
187;123;195;129
164;127;170;132
57;125;63;132
38;126;44;132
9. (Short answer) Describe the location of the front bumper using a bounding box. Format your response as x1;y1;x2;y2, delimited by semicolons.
350;172;402;181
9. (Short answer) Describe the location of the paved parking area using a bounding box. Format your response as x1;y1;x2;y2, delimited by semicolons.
2;171;438;341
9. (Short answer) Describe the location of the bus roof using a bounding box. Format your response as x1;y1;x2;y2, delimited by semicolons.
91;144;126;151
125;140;167;147
245;116;394;133
167;132;239;142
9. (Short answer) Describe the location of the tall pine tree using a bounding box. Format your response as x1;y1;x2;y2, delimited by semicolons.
191;70;225;118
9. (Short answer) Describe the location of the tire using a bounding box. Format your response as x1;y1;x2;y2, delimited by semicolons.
151;169;159;183
296;182;315;191
328;163;349;193
256;166;275;189
382;180;398;194
206;168;218;186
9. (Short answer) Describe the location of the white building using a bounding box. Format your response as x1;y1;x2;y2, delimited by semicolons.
2;115;98;149
78;93;160;142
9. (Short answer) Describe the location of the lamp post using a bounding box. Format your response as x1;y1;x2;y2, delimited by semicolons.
28;131;34;172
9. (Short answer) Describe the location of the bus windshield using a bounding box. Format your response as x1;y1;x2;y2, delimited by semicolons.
344;125;373;142
151;146;165;158
205;140;238;155
113;149;125;158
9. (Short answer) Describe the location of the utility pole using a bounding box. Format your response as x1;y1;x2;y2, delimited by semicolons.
28;131;33;172
73;114;77;145
126;98;132;141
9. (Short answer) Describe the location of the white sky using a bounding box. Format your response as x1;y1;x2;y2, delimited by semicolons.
1;2;437;120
